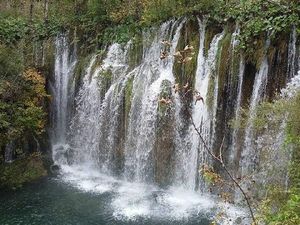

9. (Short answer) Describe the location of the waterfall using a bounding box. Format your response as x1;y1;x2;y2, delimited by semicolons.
281;70;300;98
287;26;297;79
68;43;131;169
51;35;76;164
228;27;245;165
4;141;14;163
241;49;269;176
48;18;299;224
229;59;245;164
281;70;300;189
187;27;224;190
124;19;185;182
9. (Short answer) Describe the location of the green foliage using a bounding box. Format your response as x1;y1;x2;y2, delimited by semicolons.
0;153;47;190
252;92;300;225
231;0;300;51
0;44;23;76
0;16;28;45
1;0;297;53
0;46;47;148
0;16;61;45
101;23;140;44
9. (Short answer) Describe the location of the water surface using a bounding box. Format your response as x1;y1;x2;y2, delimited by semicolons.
0;165;246;225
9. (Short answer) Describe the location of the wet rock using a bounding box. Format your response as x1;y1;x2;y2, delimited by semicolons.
50;164;60;174
154;80;176;187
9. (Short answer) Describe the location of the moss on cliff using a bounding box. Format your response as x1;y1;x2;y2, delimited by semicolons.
0;153;47;190
204;26;222;57
125;76;134;119
155;80;175;186
173;18;200;88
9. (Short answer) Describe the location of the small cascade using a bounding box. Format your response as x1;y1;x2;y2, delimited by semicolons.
287;26;297;79
281;70;300;189
241;48;269;176
210;33;229;144
124;19;185;183
227;26;245;165
68;43;131;169
66;56;99;165
173;19;206;190
281;69;300;98
51;35;76;164
4;141;14;163
96;43;132;173
175;18;224;190
229;59;245;164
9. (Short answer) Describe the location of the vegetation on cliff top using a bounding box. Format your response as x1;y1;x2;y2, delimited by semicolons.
1;1;299;50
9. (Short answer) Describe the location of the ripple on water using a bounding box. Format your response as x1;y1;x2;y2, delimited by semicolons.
57;165;249;224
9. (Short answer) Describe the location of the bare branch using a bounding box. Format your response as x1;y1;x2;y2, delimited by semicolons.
186;109;257;225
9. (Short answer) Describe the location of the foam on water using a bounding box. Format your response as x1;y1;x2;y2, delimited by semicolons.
57;165;247;224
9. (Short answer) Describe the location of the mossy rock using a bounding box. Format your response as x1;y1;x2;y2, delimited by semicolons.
98;68;113;98
73;55;93;93
244;34;267;69
158;80;173;115
204;26;223;57
173;19;200;88
128;33;143;69
154;79;175;187
0;153;47;190
125;76;134;119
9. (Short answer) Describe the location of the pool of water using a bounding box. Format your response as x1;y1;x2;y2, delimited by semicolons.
0;165;247;225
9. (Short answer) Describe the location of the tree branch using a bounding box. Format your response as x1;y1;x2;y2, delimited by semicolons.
186;109;257;224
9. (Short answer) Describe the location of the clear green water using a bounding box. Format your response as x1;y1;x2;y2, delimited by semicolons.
0;177;212;225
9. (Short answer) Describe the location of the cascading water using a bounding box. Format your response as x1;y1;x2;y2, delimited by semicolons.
240;44;270;176
48;18;300;224
287;26;297;79
124;19;185;182
229;59;245;164
228;27;245;166
50;35;76;164
4;141;14;163
179;20;224;190
68;43;131;170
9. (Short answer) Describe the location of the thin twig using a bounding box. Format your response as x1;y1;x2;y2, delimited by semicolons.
187;109;257;224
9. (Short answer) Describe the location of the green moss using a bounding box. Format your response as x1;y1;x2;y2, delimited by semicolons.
98;68;113;96
245;35;266;69
173;19;200;90
206;75;215;112
128;33;143;69
217;30;232;92
158;80;172;115
0;153;47;190
124;76;134;118
204;26;222;57
74;55;92;84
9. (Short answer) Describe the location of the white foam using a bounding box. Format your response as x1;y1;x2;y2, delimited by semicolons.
56;165;248;224
281;70;300;98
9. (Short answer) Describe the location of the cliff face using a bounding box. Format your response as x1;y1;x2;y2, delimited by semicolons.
47;17;299;202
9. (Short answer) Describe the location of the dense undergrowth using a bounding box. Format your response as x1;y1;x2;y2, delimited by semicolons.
0;152;47;189
0;1;299;50
235;90;300;224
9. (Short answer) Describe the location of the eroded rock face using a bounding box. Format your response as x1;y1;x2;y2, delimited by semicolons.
154;80;176;187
